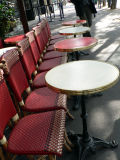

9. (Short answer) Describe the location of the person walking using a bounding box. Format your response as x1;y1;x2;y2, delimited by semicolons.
70;0;97;36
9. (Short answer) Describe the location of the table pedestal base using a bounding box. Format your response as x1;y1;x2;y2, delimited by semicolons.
77;135;118;160
69;95;118;160
74;51;89;61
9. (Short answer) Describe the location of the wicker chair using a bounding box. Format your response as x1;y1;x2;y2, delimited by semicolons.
26;30;66;61
38;19;64;45
0;48;74;120
17;38;67;88
0;69;67;160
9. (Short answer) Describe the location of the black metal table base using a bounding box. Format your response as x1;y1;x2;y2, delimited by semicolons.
76;135;118;160
73;51;89;61
69;95;118;160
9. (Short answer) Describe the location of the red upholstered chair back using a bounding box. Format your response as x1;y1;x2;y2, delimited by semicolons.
32;26;46;54
26;31;41;65
0;69;17;139
41;21;49;45
17;38;36;81
1;48;29;102
45;20;51;37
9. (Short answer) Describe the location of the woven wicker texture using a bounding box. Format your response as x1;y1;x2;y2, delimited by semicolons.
46;45;54;52
25;87;67;112
33;26;46;53
32;71;47;88
49;37;64;45
18;38;30;53
2;48;19;74
2;49;29;101
8;110;66;156
18;39;36;80
43;51;66;60
26;31;41;65
50;34;63;40
0;69;16;139
38;57;65;72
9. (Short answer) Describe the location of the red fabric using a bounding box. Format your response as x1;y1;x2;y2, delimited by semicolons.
50;34;63;40
20;48;36;80
46;44;54;52
0;70;16;139
4;35;25;44
33;26;45;53
26;31;41;65
46;22;51;37
49;37;64;45
32;71;47;88
8;110;65;156
43;51;66;60
30;41;41;65
18;39;36;80
44;24;50;41
1;48;29;101
41;26;49;45
0;38;3;48
25;87;66;112
38;57;62;72
7;61;29;101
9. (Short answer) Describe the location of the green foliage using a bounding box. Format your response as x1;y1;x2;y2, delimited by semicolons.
0;0;15;39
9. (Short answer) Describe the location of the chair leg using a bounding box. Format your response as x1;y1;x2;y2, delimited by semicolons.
48;155;56;160
26;155;34;160
64;139;72;152
37;155;47;160
0;148;5;160
5;152;16;160
64;130;74;148
66;109;74;120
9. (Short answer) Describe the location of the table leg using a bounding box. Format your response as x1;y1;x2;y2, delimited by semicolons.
72;95;81;110
69;95;118;160
73;51;89;61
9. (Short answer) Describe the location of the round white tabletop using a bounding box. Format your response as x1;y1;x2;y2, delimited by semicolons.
45;60;120;95
59;26;90;36
0;47;17;57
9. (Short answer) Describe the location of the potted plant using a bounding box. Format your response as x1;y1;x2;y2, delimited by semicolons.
0;0;16;39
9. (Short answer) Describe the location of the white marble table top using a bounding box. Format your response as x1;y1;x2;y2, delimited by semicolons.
59;26;90;36
45;60;120;95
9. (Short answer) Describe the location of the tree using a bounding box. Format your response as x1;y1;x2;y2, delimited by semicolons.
0;0;15;39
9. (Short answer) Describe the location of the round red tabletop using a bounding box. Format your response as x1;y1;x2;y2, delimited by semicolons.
54;37;98;52
4;34;25;45
62;20;86;26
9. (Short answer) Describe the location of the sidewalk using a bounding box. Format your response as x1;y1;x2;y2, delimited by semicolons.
51;3;120;160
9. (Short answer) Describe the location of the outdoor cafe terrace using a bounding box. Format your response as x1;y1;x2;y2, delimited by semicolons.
0;2;120;160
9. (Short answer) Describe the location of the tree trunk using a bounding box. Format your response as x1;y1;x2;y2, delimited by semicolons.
16;0;29;33
111;0;117;9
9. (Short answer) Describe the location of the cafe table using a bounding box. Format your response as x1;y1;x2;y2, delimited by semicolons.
62;20;86;27
54;37;97;60
45;60;120;160
59;26;90;38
